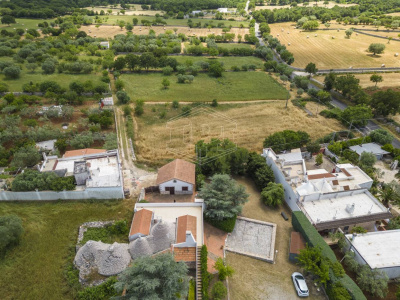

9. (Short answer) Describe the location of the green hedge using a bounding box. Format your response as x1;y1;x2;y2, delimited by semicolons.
188;280;195;300
200;245;210;300
292;211;366;300
205;215;237;233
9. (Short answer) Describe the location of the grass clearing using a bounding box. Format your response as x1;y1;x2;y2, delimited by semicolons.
1;71;103;92
226;177;326;300
134;101;344;164
174;55;264;69
0;18;54;31
270;22;400;69
216;42;254;50
120;71;287;102
0;200;133;300
81;25;249;40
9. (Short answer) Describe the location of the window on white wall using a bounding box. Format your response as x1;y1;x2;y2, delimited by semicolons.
182;186;188;191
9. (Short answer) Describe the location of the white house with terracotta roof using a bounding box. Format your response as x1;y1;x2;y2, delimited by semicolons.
156;159;195;195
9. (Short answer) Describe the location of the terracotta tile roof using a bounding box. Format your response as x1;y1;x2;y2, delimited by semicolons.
129;209;153;237
290;231;305;255
174;247;196;262
156;159;195;185
308;173;335;180
63;148;106;158
176;215;197;243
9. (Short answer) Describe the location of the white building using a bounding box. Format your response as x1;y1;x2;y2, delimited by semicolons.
156;159;195;195
345;230;400;279
99;41;110;49
298;189;391;232
349;143;389;160
40;149;124;198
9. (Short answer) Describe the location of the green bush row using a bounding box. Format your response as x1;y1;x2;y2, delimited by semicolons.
292;211;366;300
200;245;210;300
205;215;237;233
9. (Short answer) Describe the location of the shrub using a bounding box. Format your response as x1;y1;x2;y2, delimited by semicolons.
369;129;393;146
77;277;118;300
188;280;195;300
214;257;234;280
172;100;179;109
260;182;284;207
163;66;173;76
0;215;23;255
205;215;236;233
135;99;144;116
200;245;210;300
212;281;227;300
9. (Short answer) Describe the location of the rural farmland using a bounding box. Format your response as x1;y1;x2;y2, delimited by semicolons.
269;22;400;69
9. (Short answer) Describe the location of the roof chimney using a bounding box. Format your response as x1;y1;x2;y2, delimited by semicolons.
351;232;357;242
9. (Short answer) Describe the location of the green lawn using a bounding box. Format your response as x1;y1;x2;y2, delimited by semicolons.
174;55;265;70
0;18;55;31
216;42;254;50
0;200;132;300
1;72;103;92
120;71;288;102
102;15;249;27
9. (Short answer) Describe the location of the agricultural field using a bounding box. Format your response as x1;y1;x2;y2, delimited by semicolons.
0;200;132;300
254;1;358;10
269;22;400;69
0;18;52;31
120;71;287;102
0;71;104;92
173;55;264;69
134;101;344;164
92;14;249;28
81;24;249;40
315;72;400;88
85;5;165;16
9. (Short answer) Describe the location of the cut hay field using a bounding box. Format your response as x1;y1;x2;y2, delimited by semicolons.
85;5;164;16
120;71;287;102
134;101;344;163
270;22;400;69
255;1;357;10
81;24;249;40
315;72;400;88
0;200;132;300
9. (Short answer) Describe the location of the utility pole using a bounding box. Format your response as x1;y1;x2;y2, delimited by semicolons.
285;90;290;108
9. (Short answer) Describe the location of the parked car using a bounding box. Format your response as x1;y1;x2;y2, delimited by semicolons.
291;272;309;297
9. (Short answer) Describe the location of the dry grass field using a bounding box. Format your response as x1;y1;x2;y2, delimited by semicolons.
81;24;249;40
270;22;400;69
134;101;344;163
227;177;326;300
255;1;357;10
314;72;400;88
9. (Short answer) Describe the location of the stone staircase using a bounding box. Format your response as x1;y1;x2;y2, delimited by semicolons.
196;246;202;300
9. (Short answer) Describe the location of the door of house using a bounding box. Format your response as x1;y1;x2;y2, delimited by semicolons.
169;187;175;195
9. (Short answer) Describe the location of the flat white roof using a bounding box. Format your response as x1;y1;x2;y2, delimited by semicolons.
135;203;203;245
346;230;400;269
335;164;373;187
349;143;389;156
301;190;388;224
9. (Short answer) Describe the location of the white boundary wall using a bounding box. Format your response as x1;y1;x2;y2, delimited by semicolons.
0;186;123;201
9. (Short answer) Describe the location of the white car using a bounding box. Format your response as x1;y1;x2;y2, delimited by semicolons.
291;272;309;297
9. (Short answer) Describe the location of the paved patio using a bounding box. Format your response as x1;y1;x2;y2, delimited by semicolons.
225;217;277;263
144;192;195;203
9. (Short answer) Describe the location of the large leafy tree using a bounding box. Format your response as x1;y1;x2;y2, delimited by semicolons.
260;182;284;207
369;129;393;145
341;105;372;127
0;215;23;255
297;245;330;286
11;145;41;168
114;253;188;300
199;174;249;221
371;89;400;117
263;130;310;153
367;43;385;56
